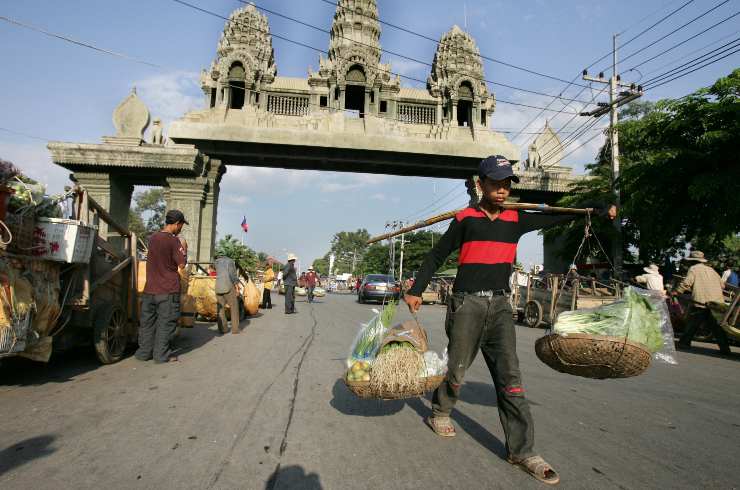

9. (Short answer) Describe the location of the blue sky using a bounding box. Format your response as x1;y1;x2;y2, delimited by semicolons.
1;0;738;270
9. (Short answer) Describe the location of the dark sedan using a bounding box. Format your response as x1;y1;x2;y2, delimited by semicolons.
358;274;400;303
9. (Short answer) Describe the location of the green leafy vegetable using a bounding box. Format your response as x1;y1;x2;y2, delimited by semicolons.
554;287;665;352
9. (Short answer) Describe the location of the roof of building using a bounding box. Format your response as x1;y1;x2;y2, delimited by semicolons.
268;77;310;92
398;86;437;102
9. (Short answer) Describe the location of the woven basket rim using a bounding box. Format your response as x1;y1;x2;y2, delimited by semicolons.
545;333;651;354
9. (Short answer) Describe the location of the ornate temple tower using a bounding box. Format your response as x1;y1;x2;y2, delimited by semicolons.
527;121;563;169
200;4;276;110
328;0;381;67
429;25;495;129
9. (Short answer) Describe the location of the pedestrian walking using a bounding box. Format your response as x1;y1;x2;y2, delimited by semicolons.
635;263;665;294
261;260;275;309
283;254;298;314
276;269;283;292
721;261;738;289
214;249;241;335
305;267;321;303
135;209;188;363
404;155;617;486
675;251;731;354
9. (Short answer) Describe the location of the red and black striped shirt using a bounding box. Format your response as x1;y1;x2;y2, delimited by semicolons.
408;207;574;296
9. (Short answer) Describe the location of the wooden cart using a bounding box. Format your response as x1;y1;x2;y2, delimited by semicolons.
1;186;141;364
517;273;621;328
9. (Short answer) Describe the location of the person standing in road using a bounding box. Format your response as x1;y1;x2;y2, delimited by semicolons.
283;254;298;314
635;263;665;294
136;210;188;364
675;251;731;354
214;249;241;335
305;267;321;303
721;261;738;289
403;155;618;486
261;260;275;309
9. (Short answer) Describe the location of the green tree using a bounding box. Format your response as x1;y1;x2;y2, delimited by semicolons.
312;257;329;275
329;229;371;274
216;234;259;273
130;188;166;241
546;70;740;266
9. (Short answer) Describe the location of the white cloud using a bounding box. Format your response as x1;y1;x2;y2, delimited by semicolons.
134;71;202;127
0;140;69;195
370;193;386;200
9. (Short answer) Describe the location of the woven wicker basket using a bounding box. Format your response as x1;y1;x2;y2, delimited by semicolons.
345;375;445;400
535;333;651;379
4;212;36;255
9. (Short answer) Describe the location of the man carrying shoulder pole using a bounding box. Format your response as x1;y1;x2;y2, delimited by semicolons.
404;155;617;486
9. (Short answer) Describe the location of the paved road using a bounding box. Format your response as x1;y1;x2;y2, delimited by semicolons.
1;293;739;489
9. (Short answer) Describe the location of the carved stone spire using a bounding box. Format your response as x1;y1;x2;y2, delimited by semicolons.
429;25;489;102
328;0;381;67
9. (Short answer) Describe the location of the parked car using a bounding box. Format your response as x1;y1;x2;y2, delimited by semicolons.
358;274;400;303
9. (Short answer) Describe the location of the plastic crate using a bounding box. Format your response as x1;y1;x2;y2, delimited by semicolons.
34;218;98;263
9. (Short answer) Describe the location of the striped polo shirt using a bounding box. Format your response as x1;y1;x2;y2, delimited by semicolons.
409;206;575;296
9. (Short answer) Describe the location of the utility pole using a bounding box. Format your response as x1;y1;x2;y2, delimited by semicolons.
581;33;642;280
398;229;406;281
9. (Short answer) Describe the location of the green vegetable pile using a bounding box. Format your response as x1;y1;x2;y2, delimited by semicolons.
554;287;665;353
347;300;396;365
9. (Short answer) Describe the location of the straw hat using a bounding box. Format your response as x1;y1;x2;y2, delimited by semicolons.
308;266;314;271
686;251;707;263
287;253;297;261
643;264;660;274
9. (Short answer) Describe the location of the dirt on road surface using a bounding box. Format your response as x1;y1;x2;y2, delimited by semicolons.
1;294;739;489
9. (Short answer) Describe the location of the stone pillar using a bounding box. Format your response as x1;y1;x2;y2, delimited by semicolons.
373;87;380;115
165;176;206;263
216;83;225;106
435;101;442;124
339;86;346;110
364;89;371;116
73;171;132;251
452;101;458;126
198;159;225;261
465;175;481;207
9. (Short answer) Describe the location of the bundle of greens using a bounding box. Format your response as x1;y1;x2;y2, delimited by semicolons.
346;300;396;367
554;287;665;353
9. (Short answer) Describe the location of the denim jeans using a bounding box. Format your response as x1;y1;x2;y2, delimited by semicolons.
136;293;180;362
432;293;535;460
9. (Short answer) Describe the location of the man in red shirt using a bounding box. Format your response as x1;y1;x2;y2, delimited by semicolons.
135;210;188;363
405;156;615;486
305;267;321;303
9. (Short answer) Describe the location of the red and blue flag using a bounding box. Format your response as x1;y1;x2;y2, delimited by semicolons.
241;216;249;233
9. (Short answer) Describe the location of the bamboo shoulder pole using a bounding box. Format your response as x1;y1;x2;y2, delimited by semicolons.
367;203;595;244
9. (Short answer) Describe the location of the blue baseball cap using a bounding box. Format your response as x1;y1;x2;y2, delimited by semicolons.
478;155;519;183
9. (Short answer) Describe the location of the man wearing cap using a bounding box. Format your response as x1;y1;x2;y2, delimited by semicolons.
635;264;665;294
305;267;321;303
283;254;298;314
403;155;616;486
675;251;731;354
214;248;241;335
136;210;189;363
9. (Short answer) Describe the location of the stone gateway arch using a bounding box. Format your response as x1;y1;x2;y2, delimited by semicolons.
48;1;581;268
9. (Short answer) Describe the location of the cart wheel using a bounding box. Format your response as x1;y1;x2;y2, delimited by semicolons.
524;301;543;328
93;304;128;364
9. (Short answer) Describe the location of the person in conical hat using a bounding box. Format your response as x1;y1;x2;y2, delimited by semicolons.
675;251;730;354
282;253;298;314
635;263;664;294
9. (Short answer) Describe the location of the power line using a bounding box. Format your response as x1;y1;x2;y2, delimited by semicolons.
242;1;597;105
644;46;740;90
0;126;50;142
316;0;593;89
401;182;461;221
542;118;609;170
0;15;166;69
642;37;740;86
173;0;582;114
639;29;740;77
625;10;740;73
617;0;696;50
511;0;695;142
609;0;733;69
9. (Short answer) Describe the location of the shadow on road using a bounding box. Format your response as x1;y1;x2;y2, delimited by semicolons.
0;435;57;476
265;464;322;490
173;322;222;356
0;347;100;387
329;379;404;416
675;344;740;362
